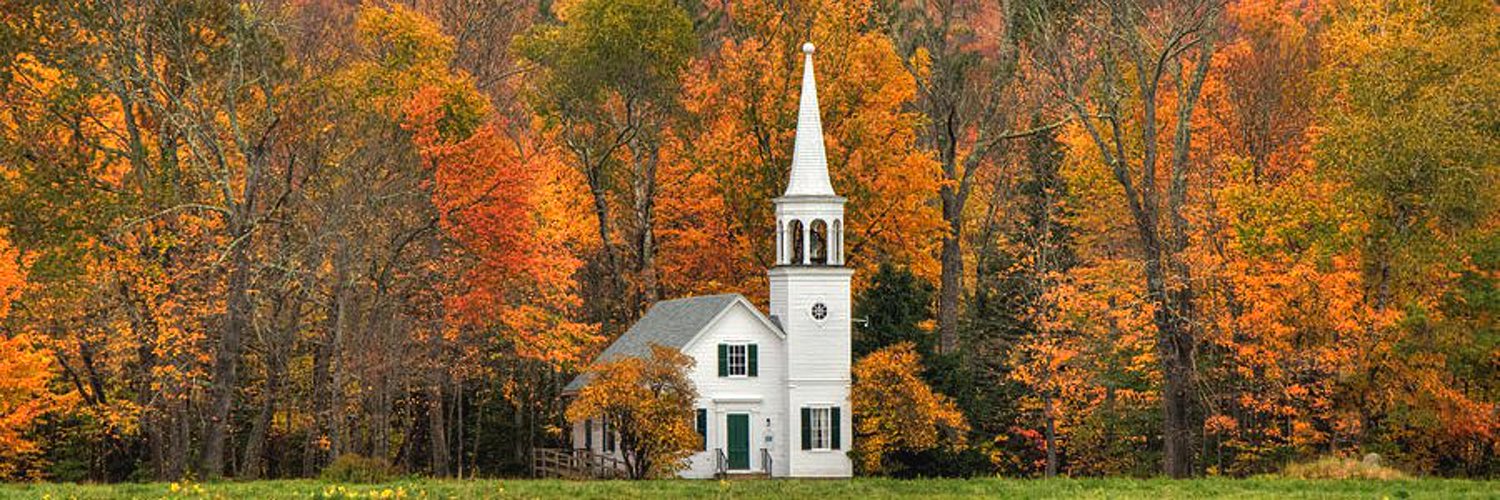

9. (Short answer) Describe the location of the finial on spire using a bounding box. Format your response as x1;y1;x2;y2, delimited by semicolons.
783;41;837;197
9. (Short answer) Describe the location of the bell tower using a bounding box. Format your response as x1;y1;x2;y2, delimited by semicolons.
768;42;853;477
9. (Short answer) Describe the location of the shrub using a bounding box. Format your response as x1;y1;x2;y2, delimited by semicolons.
1280;455;1408;480
319;454;398;483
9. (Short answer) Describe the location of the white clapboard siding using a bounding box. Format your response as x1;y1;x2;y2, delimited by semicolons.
678;300;789;478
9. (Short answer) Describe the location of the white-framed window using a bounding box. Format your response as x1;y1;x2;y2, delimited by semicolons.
727;344;748;376
602;418;615;453
810;407;832;450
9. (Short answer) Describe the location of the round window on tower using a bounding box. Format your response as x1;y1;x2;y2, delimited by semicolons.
810;302;828;321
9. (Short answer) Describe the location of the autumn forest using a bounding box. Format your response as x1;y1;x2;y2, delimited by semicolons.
0;0;1496;483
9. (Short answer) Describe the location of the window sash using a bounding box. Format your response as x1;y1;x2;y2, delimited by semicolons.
727;344;748;376
696;409;708;451
603;418;615;452
810;408;832;450
584;419;593;450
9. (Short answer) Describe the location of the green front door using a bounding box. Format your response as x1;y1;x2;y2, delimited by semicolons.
726;413;750;470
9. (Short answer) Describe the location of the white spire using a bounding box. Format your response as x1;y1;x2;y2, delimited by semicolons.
784;42;837;197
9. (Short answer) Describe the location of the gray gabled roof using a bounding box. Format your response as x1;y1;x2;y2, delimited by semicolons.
563;294;743;394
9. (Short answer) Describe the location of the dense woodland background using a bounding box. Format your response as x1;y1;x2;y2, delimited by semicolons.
0;0;1495;482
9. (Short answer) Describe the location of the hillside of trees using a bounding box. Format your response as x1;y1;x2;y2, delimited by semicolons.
0;0;1495;481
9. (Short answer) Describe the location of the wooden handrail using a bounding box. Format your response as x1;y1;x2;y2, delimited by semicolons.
532;448;628;479
531;448;569;478
714;448;727;478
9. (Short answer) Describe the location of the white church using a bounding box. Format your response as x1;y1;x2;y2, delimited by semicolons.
562;43;853;478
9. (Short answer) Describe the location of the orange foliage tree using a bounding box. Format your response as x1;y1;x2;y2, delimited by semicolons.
516;0;697;330
405;85;597;367
565;344;699;479
1027;0;1224;477
1309;0;1499;472
1014;0;1500;478
1189;0;1345;475
0;230;57;479
850;342;968;475
0;334;52;480
661;0;945;301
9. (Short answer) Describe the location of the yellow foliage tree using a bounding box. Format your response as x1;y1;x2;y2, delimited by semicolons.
850;342;968;475
565;344;699;478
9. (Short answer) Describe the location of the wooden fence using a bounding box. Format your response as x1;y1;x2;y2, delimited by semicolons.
532;448;629;479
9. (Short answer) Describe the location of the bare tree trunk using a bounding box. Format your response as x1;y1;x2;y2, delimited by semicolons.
428;382;451;476
1137;226;1199;478
307;252;348;475
1160;319;1196;478
886;0;1026;357
306;331;332;475
171;400;191;480
631;140;661;308
512;392;526;465
1043;394;1059;477
240;354;281;479
202;227;254;478
455;385;465;478
145;410;167;480
583;171;634;328
372;315;396;460
1162;25;1216;478
122;276;171;480
244;293;299;479
938;185;964;354
471;392;483;478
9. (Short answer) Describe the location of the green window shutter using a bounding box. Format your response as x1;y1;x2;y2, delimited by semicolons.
800;407;812;450
748;344;759;377
584;419;593;451
831;407;842;450
696;409;708;450
718;344;728;377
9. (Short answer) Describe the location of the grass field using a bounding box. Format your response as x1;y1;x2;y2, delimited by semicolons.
2;477;1498;499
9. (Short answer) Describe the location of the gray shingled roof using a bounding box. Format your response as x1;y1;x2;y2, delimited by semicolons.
563;294;744;393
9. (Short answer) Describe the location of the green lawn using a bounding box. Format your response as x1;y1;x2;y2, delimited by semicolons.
2;477;1497;499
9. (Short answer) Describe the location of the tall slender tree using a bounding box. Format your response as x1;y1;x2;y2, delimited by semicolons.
880;0;1049;355
1029;0;1223;477
517;0;697;329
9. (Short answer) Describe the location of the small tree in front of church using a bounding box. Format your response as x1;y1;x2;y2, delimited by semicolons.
567;344;699;478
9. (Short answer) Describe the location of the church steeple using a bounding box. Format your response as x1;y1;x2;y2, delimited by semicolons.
767;44;854;480
773;42;845;268
784;43;836;198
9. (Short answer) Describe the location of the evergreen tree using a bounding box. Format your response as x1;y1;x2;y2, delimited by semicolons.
853;262;937;359
963;121;1078;475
